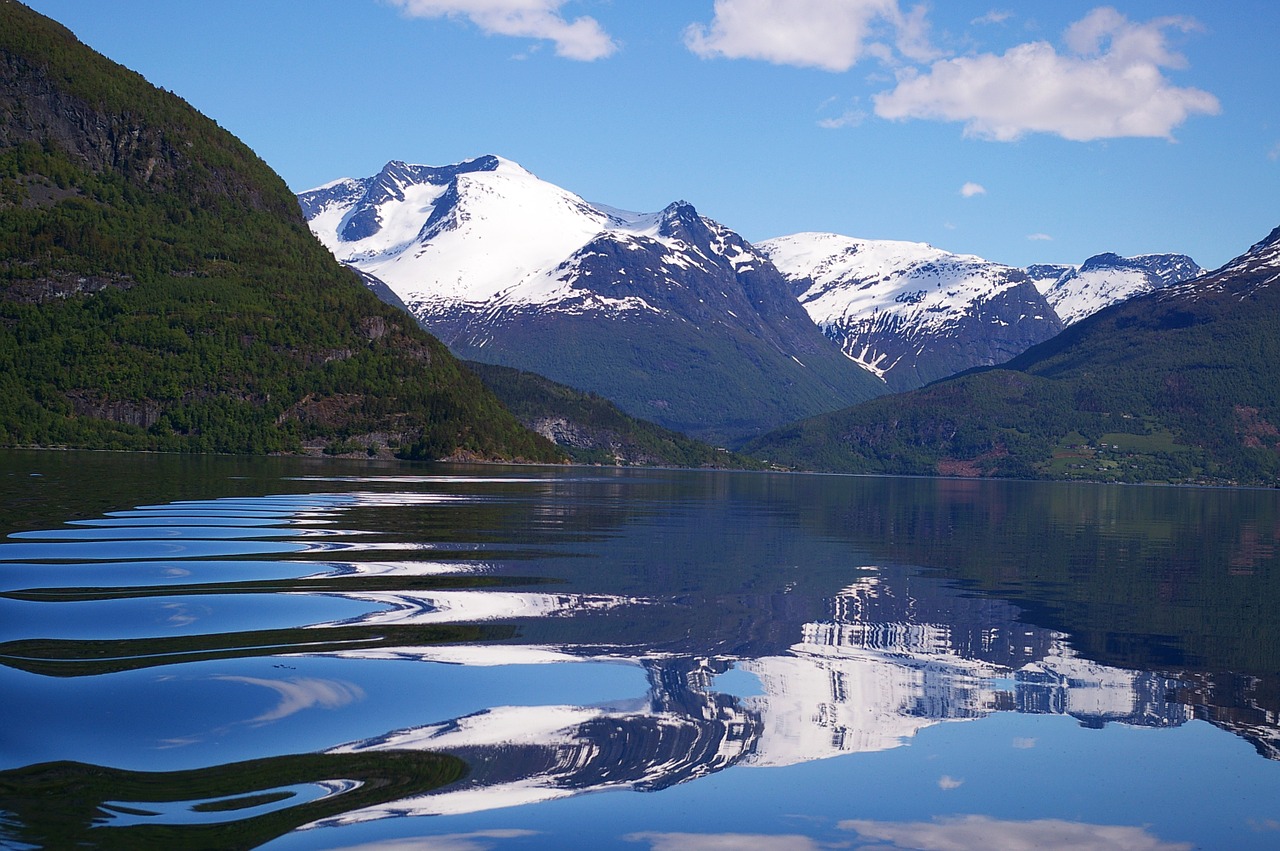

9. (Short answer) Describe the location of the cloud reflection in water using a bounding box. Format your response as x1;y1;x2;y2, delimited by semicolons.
214;676;366;724
837;815;1193;850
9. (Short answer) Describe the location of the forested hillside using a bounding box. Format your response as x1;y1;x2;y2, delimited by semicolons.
0;1;561;462
747;227;1280;486
467;361;763;468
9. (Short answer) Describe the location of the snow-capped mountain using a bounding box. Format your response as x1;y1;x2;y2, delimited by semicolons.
759;233;1063;392
300;157;885;445
301;155;654;317
1027;252;1203;326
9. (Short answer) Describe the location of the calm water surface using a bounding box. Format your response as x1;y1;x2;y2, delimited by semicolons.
1;450;1279;850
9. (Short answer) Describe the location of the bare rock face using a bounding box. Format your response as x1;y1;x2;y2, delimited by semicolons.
0;28;292;216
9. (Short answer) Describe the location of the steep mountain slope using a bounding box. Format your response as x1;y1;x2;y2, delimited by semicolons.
746;227;1280;486
301;160;886;446
1028;252;1203;326
465;361;763;468
758;233;1063;392
0;1;561;462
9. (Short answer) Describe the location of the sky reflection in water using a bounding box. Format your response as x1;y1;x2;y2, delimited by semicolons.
0;454;1278;849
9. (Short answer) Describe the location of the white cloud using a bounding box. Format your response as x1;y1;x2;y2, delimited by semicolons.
937;774;965;789
684;0;934;72
1012;736;1037;748
873;8;1220;141
1027;232;1054;241
818;99;868;129
960;181;986;197
972;10;1012;26
387;0;617;61
894;4;940;64
818;112;867;129
1269;142;1280;161
838;815;1194;851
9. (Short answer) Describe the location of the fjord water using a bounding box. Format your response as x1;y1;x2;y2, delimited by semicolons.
1;452;1279;850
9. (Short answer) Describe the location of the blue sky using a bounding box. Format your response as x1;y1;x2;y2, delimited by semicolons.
22;0;1280;269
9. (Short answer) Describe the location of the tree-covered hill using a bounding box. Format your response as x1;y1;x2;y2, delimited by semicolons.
746;227;1280;486
465;361;764;468
0;1;562;463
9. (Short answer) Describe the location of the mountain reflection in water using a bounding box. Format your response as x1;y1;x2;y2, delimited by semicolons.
315;568;1194;823
0;452;1278;850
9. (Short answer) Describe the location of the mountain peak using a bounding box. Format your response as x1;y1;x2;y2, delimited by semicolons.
1080;252;1125;271
336;155;517;242
1203;223;1280;286
1249;225;1280;255
374;154;505;181
658;200;700;224
657;200;707;240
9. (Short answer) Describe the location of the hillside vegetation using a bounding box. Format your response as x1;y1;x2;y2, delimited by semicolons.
0;1;561;462
747;228;1280;486
467;361;764;468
